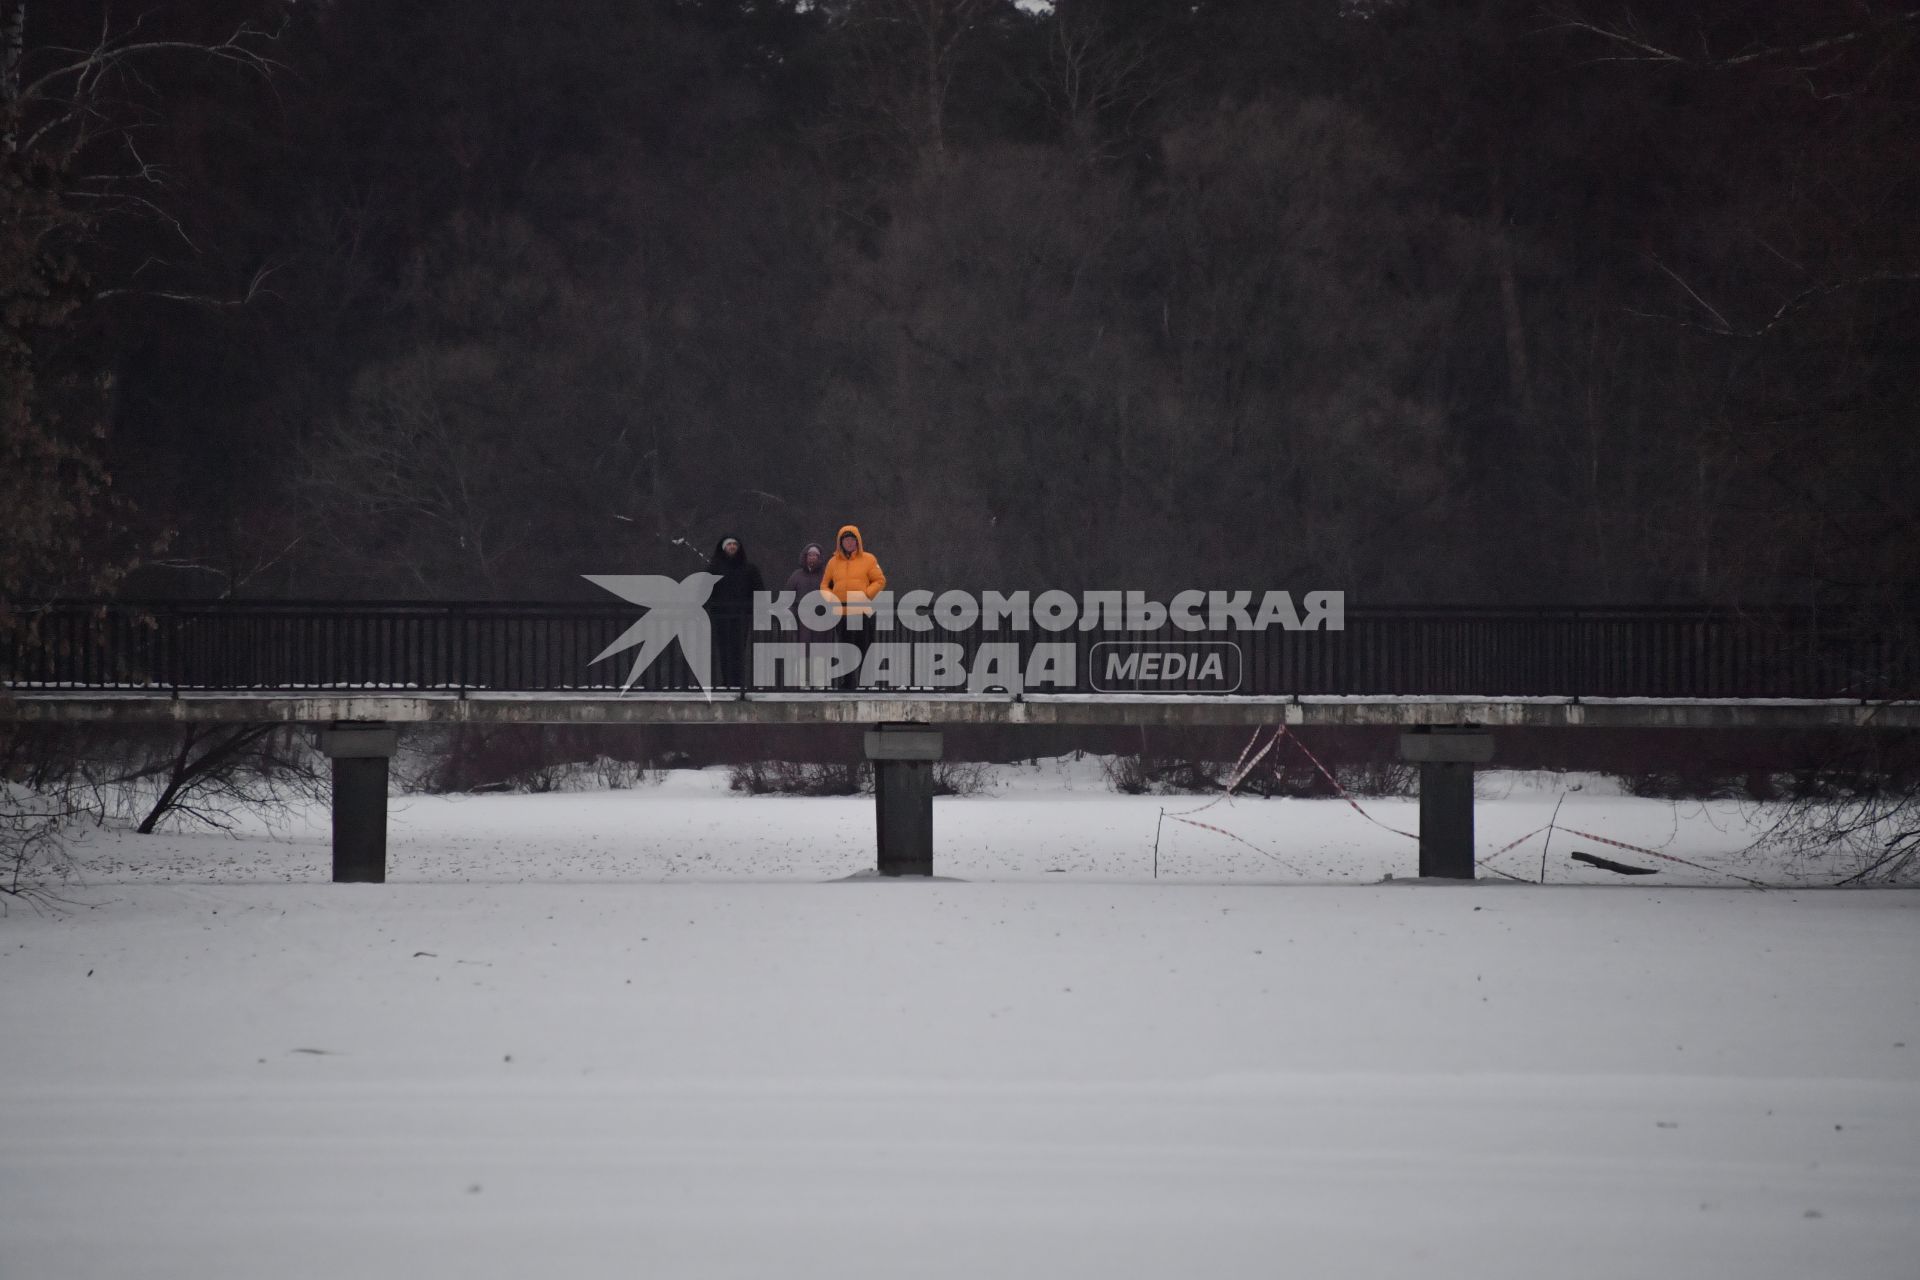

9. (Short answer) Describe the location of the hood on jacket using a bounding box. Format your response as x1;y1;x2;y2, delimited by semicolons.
709;535;748;573
833;524;863;558
799;542;825;569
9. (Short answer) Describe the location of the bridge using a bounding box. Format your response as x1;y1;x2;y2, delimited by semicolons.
4;601;1914;884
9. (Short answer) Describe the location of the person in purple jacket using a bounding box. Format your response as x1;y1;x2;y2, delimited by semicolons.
781;542;832;687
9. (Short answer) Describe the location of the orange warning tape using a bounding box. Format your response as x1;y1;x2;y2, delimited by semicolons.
1165;813;1309;877
1223;725;1275;793
1165;725;1281;819
1487;823;1552;857
1271;725;1420;841
1160;727;1763;888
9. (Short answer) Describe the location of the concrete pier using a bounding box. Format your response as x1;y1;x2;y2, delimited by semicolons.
1401;728;1495;879
865;724;942;877
316;724;399;883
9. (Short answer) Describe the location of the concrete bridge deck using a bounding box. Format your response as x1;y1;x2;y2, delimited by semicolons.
3;689;1914;729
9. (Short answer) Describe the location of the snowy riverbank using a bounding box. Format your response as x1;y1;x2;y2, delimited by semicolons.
5;764;1915;1278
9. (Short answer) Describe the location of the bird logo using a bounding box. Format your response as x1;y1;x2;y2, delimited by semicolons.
584;573;724;694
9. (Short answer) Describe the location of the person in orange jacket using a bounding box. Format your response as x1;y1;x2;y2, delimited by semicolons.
820;524;886;689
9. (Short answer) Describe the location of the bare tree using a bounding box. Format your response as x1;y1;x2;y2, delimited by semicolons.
107;723;326;835
826;0;1004;161
304;357;523;595
1;0;287;602
1749;732;1920;884
2;3;281;262
1542;1;1920;874
1033;6;1168;161
1;3;284;894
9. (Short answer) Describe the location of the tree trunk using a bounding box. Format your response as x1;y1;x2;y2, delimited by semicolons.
137;729;198;834
924;16;944;157
2;3;25;153
1488;161;1533;431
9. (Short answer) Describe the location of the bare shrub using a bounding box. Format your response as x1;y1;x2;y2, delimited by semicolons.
1098;752;1152;795
1101;753;1229;795
1612;768;1743;801
416;726;666;794
592;755;661;790
1254;757;1338;798
1101;730;1413;799
933;760;993;797
424;727;560;793
728;757;991;797
1;779;91;905
728;760;870;796
2;729;97;902
1751;733;1920;884
1336;759;1417;798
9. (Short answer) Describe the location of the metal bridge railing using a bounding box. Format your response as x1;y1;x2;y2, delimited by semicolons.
1;601;1911;700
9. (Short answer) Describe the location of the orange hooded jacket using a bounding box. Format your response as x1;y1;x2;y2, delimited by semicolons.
820;524;886;616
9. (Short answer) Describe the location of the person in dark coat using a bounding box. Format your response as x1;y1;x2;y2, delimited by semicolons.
780;542;831;687
706;535;764;689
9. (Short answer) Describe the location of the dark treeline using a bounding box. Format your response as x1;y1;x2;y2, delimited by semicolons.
6;0;1917;611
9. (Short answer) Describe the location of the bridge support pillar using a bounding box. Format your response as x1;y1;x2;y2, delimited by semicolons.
1400;729;1494;880
317;724;399;884
865;724;941;877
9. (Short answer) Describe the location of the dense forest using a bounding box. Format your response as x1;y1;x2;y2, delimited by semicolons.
5;0;1917;612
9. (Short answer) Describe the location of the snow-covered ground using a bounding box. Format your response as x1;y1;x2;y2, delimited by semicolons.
46;757;1836;887
5;761;1917;1278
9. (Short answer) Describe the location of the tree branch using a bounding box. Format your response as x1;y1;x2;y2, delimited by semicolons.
19;27;284;109
95;263;279;308
1546;8;1920;70
1631;264;1920;339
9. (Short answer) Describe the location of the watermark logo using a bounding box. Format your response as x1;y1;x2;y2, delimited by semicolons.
753;588;1342;636
1090;641;1242;692
584;573;722;693
587;581;1342;693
